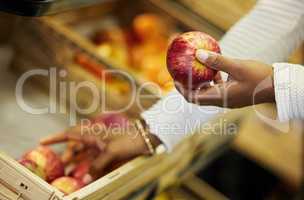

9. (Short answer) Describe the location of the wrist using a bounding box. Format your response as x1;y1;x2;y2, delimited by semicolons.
270;68;275;102
255;68;275;104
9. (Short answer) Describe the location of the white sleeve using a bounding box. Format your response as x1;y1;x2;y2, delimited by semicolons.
273;63;304;122
141;89;224;151
141;0;304;151
220;0;304;65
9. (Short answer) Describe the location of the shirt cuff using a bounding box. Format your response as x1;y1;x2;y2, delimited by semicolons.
273;63;304;121
141;89;223;151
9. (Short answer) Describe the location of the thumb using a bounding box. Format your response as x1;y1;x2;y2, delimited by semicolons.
196;49;241;76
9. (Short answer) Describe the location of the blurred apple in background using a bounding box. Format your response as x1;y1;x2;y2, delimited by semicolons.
20;146;64;182
167;31;221;89
51;176;84;195
132;13;165;42
83;13;177;92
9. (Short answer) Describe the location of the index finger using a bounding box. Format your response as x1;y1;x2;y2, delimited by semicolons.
40;131;84;145
40;125;84;145
40;132;70;145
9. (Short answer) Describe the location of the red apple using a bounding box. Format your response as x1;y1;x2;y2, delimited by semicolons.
91;113;129;128
167;31;221;89
70;160;93;186
19;159;46;180
101;113;129;128
51;177;84;195
20;146;64;182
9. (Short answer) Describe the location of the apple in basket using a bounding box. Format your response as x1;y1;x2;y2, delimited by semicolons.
19;146;64;182
91;113;129;128
51;176;84;195
166;31;221;89
19;158;45;180
69;160;93;186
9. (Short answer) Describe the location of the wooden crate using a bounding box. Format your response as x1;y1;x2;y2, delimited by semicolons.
0;108;239;200
0;145;166;200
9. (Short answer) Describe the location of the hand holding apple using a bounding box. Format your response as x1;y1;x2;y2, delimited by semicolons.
176;50;275;108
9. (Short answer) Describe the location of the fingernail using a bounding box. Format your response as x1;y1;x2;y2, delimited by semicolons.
196;49;209;62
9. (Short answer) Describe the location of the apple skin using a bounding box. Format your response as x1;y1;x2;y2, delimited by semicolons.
91;113;129;128
70;160;93;186
20;146;64;182
167;31;221;89
101;113;129;128
19;158;46;180
51;177;84;195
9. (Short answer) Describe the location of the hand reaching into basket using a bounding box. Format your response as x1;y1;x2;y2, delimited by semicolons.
40;120;161;177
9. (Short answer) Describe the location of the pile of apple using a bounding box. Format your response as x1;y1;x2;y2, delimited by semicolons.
84;13;174;91
18;113;129;195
